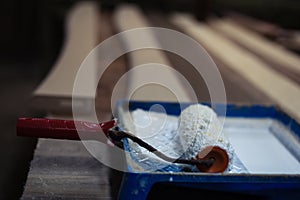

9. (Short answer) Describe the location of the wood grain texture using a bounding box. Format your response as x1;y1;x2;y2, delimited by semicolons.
21;139;112;200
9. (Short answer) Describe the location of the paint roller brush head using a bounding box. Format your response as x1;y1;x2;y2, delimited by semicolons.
178;104;232;173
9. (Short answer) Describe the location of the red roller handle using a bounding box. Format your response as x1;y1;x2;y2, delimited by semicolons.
16;118;116;140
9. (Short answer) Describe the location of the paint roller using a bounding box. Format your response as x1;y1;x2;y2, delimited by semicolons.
16;104;231;173
178;104;231;173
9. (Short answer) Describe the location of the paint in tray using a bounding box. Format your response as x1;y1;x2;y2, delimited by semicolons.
118;103;300;174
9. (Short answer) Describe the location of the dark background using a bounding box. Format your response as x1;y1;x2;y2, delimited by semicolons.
0;0;299;199
2;0;300;64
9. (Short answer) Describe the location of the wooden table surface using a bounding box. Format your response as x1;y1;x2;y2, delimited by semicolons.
21;4;300;200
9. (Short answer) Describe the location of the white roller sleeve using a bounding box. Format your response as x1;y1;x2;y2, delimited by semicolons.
178;104;234;171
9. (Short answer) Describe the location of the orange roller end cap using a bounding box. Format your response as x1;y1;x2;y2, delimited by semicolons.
196;146;229;173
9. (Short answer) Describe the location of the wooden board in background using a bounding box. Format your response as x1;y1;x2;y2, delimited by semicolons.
210;18;300;84
147;12;272;104
171;13;300;123
33;1;101;114
113;4;192;102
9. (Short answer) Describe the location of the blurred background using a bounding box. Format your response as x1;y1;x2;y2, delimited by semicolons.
1;0;300;199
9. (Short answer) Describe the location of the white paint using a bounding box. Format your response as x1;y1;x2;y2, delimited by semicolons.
224;118;300;174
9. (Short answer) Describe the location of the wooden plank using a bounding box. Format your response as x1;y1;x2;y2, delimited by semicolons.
209;19;300;85
171;14;300;123
225;12;282;39
113;5;191;102
209;18;300;77
22;7;126;200
21;139;111;200
147;13;271;104
225;13;300;52
33;1;101;114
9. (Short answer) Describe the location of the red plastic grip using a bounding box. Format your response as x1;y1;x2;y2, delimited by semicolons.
16;118;116;140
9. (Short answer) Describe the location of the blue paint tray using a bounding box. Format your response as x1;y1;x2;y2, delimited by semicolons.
116;101;300;200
